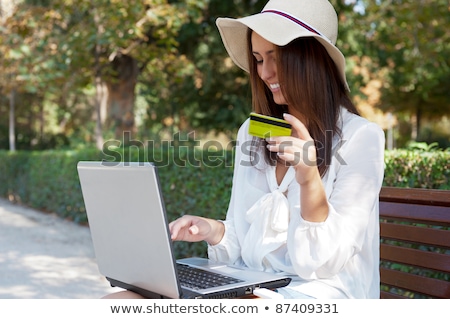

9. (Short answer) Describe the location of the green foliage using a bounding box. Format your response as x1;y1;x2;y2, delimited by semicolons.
0;148;103;222
1;0;207;147
383;144;450;189
1;0;449;150
361;0;450;121
141;0;264;136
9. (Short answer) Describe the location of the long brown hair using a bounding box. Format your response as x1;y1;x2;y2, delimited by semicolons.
246;29;359;177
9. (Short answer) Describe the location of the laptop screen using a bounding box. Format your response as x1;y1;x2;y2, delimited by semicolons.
77;161;182;298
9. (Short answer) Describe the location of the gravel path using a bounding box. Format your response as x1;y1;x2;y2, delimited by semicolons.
0;198;122;298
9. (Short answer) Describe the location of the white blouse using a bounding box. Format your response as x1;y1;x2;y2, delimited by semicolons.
208;108;385;299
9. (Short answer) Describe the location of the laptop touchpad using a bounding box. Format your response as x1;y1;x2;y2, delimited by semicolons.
214;266;241;274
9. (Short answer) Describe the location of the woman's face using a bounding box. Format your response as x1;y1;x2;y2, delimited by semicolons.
251;32;287;106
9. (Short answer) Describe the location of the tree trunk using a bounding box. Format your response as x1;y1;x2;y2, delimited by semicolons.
39;99;44;142
106;53;139;141
410;104;423;142
93;4;104;150
94;75;105;150
416;104;422;141
9;88;16;151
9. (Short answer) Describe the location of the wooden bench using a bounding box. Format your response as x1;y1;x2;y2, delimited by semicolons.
379;186;450;299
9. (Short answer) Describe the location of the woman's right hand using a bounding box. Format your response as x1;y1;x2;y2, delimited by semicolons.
169;215;225;246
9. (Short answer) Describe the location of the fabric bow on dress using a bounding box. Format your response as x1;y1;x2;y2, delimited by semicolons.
241;166;295;271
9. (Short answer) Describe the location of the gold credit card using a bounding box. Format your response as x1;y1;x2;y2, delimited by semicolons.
248;112;292;138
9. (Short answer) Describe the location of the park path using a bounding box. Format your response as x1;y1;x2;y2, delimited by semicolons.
0;197;122;298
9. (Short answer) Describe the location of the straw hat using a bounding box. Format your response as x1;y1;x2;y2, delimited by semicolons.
216;0;349;91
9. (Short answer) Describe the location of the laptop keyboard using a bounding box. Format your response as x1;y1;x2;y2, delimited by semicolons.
177;263;244;290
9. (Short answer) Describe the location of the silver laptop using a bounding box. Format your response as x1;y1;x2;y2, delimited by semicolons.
77;161;291;299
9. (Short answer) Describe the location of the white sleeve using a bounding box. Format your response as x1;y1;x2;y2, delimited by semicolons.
207;219;241;263
287;122;385;279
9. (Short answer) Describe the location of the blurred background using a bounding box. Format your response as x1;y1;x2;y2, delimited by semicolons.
1;0;449;151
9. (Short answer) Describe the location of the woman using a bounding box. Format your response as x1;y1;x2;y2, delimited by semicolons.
170;0;384;299
107;0;385;299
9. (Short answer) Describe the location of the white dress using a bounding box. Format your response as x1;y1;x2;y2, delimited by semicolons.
207;108;385;299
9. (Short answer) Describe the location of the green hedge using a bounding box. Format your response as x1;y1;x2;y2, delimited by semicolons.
0;146;449;258
0;149;102;221
0;147;234;258
384;147;450;190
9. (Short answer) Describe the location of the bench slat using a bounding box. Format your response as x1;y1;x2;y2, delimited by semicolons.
380;187;450;206
380;291;406;299
379;202;450;225
380;268;450;298
380;244;450;273
380;222;450;248
378;187;450;299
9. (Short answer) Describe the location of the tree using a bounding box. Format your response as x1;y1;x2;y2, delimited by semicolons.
0;1;63;150
359;0;450;140
0;0;204;149
50;0;200;145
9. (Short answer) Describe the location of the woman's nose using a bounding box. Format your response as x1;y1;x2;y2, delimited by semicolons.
260;60;276;80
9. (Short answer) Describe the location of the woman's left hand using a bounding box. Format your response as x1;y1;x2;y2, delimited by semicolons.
265;113;319;186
